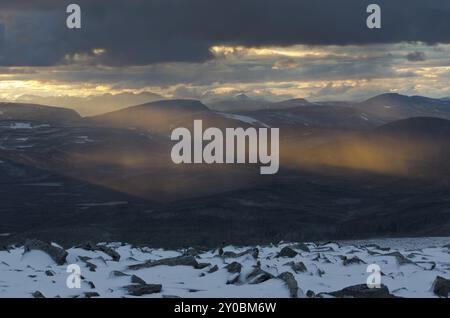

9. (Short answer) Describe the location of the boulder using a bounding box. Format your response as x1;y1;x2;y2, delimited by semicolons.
225;262;242;274
278;272;299;298
76;242;120;262
325;284;395;298
432;276;450;298
222;248;259;259
246;267;274;284
131;275;146;285
24;239;67;265
277;247;298;258
342;256;366;266
284;261;307;273
128;255;208;270
208;265;219;273
291;243;310;253
32;291;45;298
123;283;162;296
383;252;416;266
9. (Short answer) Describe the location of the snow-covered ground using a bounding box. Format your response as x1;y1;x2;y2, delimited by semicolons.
0;237;449;298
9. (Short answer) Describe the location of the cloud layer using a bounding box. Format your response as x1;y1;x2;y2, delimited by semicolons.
1;0;450;66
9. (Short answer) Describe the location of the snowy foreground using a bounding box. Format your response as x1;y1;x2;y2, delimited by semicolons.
1;237;449;298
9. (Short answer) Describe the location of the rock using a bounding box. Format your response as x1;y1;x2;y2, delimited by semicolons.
83;292;100;298
326;284;395;298
77;242;120;262
383;252;416;266
226;274;241;285
284;261;307;273
131;275;146;285
87;281;96;289
306;290;315;298
432;276;450;298
246;267;274;284
208;265;219;273
45;270;55;277
225;262;242;274
123;283;162;296
278;272;299;298
24;239;67;265
128;255;207;270
110;270;129;277
291;243;310;253
32;291;45;298
222;248;259;259
277;247;298;258
342;256;366;266
316;269;325;277
78;257;97;272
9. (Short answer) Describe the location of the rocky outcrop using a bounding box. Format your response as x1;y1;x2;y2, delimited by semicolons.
324;284;396;298
24;239;67;265
77;242;120;262
342;256;366;266
128;255;209;270
246;266;274;284
225;262;242;274
222;248;259;259
277;247;298;258
123;284;162;296
432;276;450;298
284;261;307;273
277;272;299;298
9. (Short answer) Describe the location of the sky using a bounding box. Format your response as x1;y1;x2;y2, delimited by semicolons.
0;0;450;110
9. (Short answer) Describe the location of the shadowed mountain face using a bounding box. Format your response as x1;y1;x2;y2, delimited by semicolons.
1;95;450;247
0;103;81;123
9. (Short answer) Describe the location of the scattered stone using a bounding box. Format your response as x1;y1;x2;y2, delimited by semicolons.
306;290;315;298
163;295;182;298
128;255;208;270
123;283;162;296
383;252;416;266
87;281;96;289
277;272;299;298
225;262;242;274
432;276;450;298
24;239;67;265
131;275;146;285
77;242;120;262
45;270;55;277
316;269;325;277
284;261;307;273
342;256;366;266
290;243;310;253
83;292;100;298
208;265;219;273
325;284;395;298
246;267;274;284
222;248;259;259
32;291;45;298
226;274;241;285
110;270;129;277
277;247;298;258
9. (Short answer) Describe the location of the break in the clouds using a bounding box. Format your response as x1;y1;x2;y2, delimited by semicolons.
0;0;450;66
0;1;449;107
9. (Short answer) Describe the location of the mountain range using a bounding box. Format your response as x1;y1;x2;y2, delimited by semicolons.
1;93;450;247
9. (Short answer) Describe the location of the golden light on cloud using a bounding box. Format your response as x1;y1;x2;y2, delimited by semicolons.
210;45;343;59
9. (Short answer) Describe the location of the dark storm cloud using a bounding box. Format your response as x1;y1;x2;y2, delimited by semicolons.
0;0;449;66
406;51;426;62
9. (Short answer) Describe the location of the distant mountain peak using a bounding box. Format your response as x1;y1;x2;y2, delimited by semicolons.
234;93;251;101
131;99;210;112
